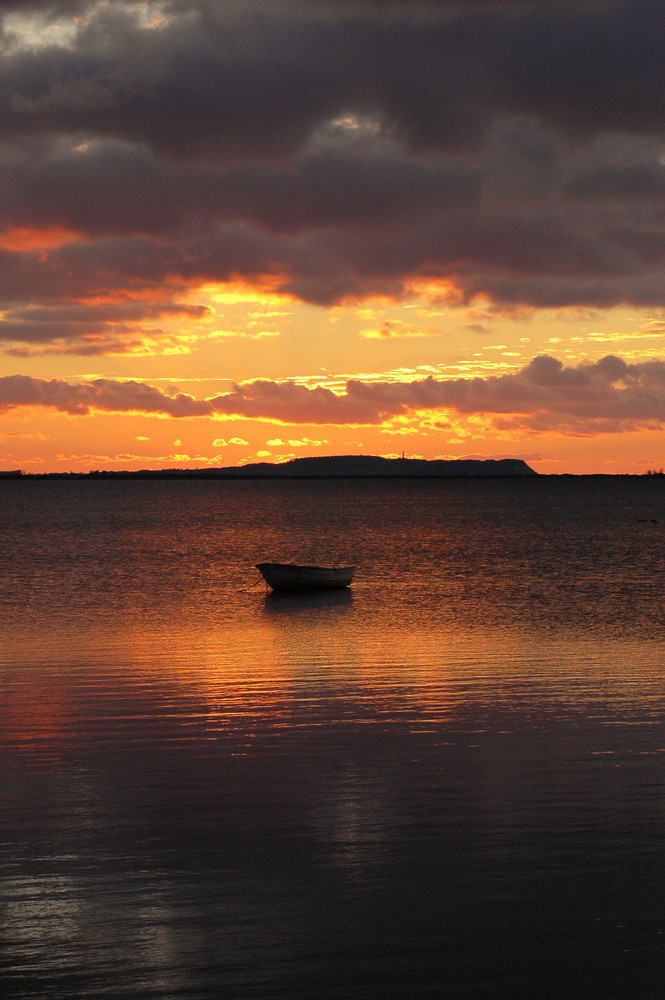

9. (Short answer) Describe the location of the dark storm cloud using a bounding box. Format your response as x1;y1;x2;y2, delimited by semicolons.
564;163;665;200
0;137;477;237
2;1;663;155
1;1;665;350
0;1;87;10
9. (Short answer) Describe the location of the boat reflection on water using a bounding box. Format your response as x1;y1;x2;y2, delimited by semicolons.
262;585;354;614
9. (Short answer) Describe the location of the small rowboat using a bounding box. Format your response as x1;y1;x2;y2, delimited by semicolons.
256;562;356;592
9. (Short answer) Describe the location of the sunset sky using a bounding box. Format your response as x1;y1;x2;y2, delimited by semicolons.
2;0;665;474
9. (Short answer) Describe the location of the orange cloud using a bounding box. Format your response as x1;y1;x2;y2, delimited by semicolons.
359;320;443;340
4;355;665;438
0;227;82;251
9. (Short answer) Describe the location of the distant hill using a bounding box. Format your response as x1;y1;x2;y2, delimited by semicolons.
10;455;538;479
217;455;538;477
108;455;535;478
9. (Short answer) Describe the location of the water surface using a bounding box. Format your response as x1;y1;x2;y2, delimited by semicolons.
1;477;665;997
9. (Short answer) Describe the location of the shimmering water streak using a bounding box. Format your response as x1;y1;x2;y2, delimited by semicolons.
1;477;665;998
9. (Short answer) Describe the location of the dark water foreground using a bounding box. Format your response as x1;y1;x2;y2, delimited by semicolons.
1;476;664;998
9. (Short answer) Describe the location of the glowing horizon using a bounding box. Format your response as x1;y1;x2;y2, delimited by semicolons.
2;2;665;475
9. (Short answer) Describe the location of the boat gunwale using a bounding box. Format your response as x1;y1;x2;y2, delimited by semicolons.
256;561;356;591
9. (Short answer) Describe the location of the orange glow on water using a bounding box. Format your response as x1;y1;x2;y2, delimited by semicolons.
0;688;72;768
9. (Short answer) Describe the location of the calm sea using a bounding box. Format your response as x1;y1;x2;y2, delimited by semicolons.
1;476;664;999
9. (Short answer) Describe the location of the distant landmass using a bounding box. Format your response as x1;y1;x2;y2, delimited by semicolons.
209;455;538;478
2;455;537;479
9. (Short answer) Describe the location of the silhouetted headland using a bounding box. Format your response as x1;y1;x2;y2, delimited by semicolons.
3;456;537;479
217;455;537;478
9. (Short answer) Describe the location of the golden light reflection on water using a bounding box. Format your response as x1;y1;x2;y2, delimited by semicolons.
3;591;664;778
3;478;665;998
2;663;665;995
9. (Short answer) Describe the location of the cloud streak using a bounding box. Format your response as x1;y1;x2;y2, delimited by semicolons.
0;374;214;416
3;355;665;435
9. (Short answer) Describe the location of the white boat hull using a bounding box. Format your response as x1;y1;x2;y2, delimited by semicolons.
256;562;355;592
